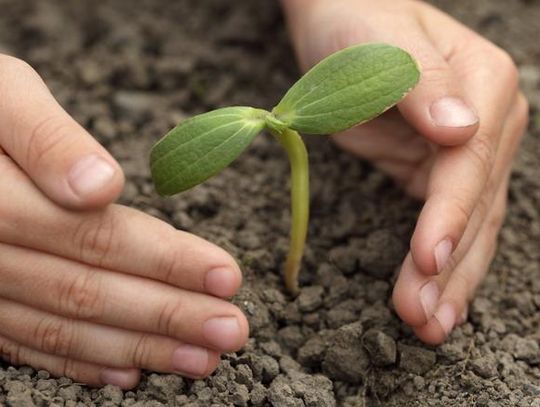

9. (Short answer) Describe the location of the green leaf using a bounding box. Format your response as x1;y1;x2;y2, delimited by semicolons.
150;107;267;196
272;43;420;135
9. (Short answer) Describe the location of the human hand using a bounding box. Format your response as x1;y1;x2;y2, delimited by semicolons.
281;0;528;343
0;55;248;388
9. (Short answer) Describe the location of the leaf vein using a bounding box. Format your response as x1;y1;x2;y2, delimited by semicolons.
158;122;254;190
152;119;245;166
295;63;413;114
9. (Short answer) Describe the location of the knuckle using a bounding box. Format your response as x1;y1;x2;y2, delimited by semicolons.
73;211;119;267
465;45;518;90
0;55;38;80
488;200;507;233
417;62;450;86
517;94;530;118
33;317;76;356
463;136;495;179
61;357;78;380
503;94;529;156
475;194;491;227
0;167;15;222
156;300;185;337
25;115;75;171
129;333;153;368
58;269;104;321
155;229;186;285
0;338;23;365
494;48;519;87
514;94;530;134
448;193;473;230
488;212;505;236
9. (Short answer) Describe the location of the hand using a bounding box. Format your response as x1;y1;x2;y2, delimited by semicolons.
282;0;528;343
0;55;248;388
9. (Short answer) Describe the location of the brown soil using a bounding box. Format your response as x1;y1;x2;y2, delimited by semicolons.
0;0;539;406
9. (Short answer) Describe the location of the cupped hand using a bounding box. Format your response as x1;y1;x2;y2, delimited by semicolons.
0;55;248;388
282;0;528;343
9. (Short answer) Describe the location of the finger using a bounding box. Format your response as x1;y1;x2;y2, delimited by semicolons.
394;159;511;330
423;94;528;275
0;55;124;209
0;334;141;389
0;156;241;298
0;243;249;353
392;253;433;327
291;2;479;145
393;7;481;145
392;91;526;328
410;55;521;275
0;299;222;378
413;174;509;344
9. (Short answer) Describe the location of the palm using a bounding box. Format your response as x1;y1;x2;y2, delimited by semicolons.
333;109;434;200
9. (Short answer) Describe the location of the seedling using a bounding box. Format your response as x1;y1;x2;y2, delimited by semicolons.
150;43;420;295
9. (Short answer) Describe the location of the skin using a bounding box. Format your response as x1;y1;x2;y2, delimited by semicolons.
0;56;249;387
281;0;529;343
0;0;528;389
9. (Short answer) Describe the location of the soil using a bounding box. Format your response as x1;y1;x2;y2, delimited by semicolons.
0;0;539;406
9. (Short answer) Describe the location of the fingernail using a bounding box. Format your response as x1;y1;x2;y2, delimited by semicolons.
68;154;115;197
205;268;238;297
420;281;440;320
171;344;209;377
100;368;137;388
434;239;453;273
434;302;456;336
430;97;478;127
203;317;241;350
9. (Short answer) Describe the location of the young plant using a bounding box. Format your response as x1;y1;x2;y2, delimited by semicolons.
150;43;420;295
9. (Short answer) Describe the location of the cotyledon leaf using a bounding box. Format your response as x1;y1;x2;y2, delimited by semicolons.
150;107;267;196
272;43;420;135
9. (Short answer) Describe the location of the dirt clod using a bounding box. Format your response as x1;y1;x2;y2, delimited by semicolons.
512;336;540;363
398;344;437;375
322;322;369;383
296;286;324;312
362;329;397;366
6;381;34;407
470;354;499;379
288;372;336;407
359;229;406;279
297;335;327;367
268;376;304;407
145;374;185;404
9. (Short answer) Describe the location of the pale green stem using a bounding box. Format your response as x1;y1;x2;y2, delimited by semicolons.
270;127;309;295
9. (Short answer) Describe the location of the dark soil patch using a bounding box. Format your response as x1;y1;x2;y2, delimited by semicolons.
0;0;539;405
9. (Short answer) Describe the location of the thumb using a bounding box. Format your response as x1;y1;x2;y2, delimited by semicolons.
283;0;480;147
396;39;479;146
0;55;124;209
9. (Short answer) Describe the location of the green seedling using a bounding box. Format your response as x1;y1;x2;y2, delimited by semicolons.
150;43;420;295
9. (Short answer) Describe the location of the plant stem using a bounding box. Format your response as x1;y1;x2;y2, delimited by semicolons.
271;127;309;295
